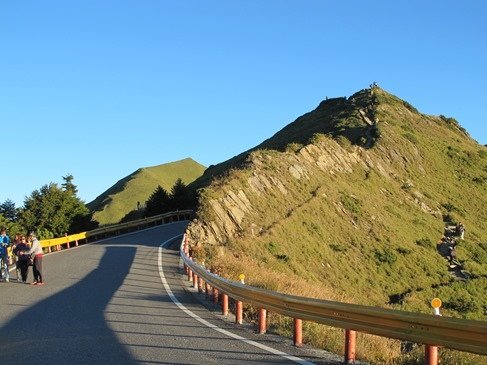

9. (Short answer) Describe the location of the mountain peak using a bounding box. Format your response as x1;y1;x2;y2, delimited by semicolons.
186;86;487;351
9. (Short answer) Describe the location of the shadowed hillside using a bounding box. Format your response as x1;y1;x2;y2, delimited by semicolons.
87;158;205;225
186;86;487;364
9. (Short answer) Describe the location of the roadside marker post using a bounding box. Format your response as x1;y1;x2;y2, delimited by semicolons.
236;273;245;324
425;298;442;365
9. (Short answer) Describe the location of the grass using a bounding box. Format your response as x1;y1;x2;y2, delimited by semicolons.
186;87;487;363
87;158;206;225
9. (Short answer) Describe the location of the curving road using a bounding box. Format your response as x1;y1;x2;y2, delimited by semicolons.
0;222;342;364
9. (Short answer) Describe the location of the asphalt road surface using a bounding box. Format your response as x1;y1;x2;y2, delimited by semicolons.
0;222;345;364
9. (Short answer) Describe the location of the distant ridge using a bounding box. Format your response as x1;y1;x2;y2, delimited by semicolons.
87;158;206;225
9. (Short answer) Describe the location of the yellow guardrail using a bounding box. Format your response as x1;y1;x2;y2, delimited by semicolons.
40;232;87;249
180;241;487;356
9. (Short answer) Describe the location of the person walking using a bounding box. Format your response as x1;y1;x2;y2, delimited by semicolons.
13;235;31;283
27;232;44;285
458;222;465;240
0;228;11;282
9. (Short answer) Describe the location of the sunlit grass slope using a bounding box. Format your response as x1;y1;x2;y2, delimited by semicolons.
187;87;487;364
88;158;205;225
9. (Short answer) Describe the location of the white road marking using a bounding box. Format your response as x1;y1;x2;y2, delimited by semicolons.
158;235;315;365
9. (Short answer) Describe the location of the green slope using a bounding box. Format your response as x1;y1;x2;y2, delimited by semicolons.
187;87;486;363
88;158;206;225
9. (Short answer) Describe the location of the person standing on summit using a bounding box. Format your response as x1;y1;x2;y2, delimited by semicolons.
28;232;44;285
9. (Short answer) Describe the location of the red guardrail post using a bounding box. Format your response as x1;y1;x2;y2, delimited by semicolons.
222;294;229;316
258;308;267;334
193;273;198;289
344;329;356;364
236;300;243;324
198;277;203;293
425;345;438;365
294;318;303;347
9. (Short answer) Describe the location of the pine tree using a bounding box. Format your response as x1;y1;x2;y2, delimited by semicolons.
61;174;78;196
145;185;170;217
169;178;191;210
0;199;17;222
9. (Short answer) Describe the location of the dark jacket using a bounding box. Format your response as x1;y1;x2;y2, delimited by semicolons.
13;243;31;261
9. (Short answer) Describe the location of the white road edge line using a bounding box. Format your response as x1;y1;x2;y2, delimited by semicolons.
158;235;315;365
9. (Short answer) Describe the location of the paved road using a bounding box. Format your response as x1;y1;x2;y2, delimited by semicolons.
0;222;343;364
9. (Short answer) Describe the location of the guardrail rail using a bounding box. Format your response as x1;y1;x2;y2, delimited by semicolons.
36;210;193;252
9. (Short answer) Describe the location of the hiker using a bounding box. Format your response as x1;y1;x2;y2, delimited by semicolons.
0;228;11;282
27;232;44;285
456;222;465;240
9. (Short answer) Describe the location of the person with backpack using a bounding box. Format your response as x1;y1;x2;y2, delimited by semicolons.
0;228;11;282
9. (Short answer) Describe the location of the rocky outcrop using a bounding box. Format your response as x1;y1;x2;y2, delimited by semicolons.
186;134;422;249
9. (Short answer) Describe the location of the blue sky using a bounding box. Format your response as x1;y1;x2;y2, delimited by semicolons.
1;1;485;207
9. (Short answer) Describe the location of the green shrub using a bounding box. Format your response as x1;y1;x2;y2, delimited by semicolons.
330;243;347;252
275;254;290;262
415;237;433;249
397;247;412;255
374;249;397;264
266;241;278;254
472;175;486;185
441;202;458;213
443;292;479;313
340;193;362;217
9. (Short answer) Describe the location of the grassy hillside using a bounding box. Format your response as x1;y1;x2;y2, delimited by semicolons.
88;158;205;225
186;87;487;364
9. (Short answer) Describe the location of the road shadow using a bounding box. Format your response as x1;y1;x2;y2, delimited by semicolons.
0;246;137;364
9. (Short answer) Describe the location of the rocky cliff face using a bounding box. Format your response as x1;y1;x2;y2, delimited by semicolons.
189;138;370;245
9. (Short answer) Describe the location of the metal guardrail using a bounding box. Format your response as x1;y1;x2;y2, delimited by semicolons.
180;239;487;357
85;210;193;241
37;210;193;251
40;232;87;250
